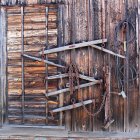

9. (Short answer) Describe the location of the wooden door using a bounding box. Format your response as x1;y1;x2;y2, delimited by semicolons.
7;4;64;127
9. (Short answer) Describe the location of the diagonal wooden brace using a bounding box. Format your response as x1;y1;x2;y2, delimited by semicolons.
51;99;95;113
47;73;102;83
39;39;107;55
22;54;65;68
90;45;125;58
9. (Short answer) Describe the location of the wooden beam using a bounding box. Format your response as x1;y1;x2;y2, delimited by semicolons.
51;100;94;113
1;3;64;8
39;39;107;54
57;4;64;126
47;73;102;83
90;44;125;58
79;74;102;83
45;6;49;125
46;82;100;97
8;124;65;129
47;73;67;80
21;6;25;124
22;54;65;68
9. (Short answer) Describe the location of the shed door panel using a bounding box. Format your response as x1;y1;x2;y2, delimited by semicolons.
7;5;60;126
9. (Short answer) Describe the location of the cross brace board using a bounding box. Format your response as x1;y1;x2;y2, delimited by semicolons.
39;39;125;59
22;54;64;68
47;73;102;83
51;99;94;113
39;39;107;54
46;81;101;97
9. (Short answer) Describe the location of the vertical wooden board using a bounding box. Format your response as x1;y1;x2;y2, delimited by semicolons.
127;0;139;132
63;0;71;130
91;0;104;131
57;4;65;126
0;7;2;127
87;0;94;131
138;0;140;132
106;0;123;132
1;7;8;124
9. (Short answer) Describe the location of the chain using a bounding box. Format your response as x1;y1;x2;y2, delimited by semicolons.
66;60;107;117
65;60;79;104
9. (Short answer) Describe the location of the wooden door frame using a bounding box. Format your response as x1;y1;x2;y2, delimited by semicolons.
0;6;8;127
0;4;66;128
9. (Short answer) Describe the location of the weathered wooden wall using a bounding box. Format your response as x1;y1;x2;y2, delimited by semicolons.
60;0;139;132
5;4;60;126
0;0;139;133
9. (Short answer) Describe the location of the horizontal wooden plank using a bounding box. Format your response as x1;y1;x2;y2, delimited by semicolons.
46;82;100;97
7;125;65;130
8;22;56;30
40;39;107;54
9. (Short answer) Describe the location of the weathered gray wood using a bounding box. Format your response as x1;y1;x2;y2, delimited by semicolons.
57;4;64;126
0;7;2;127
39;39;107;54
7;125;65;129
47;73;67;79
79;74;102;83
1;3;64;7
22;54;64;68
138;0;140;132
90;45;125;58
45;6;49;125
21;6;25;124
46;82;100;97
0;7;8;125
51;100;94;113
48;73;102;83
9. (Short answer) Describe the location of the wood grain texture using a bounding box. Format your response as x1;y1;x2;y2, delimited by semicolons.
1;0;139;132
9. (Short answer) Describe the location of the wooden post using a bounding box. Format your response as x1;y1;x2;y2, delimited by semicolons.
0;7;7;127
21;5;25;124
63;1;71;131
57;4;64;126
0;6;7;126
87;0;94;131
45;6;49;125
0;6;3;127
137;0;140;131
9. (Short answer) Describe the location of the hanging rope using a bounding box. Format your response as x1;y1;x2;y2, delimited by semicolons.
114;10;137;92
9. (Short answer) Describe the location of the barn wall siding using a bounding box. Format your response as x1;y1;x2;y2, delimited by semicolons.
0;0;139;133
61;0;138;132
